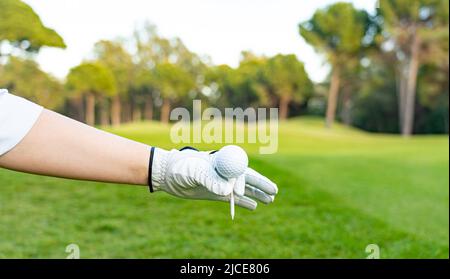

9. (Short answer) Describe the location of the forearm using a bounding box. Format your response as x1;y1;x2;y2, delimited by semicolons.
0;109;150;185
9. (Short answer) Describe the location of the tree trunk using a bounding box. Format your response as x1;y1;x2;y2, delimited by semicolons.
72;97;85;123
279;95;291;120
402;31;420;137
100;98;110;126
160;99;171;123
111;95;121;126
396;65;407;132
85;93;96;126
342;89;352;126
144;95;153;121
325;68;341;128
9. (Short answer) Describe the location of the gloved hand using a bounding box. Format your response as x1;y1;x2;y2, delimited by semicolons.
150;146;278;210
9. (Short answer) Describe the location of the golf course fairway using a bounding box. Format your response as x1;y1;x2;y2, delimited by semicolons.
0;117;448;258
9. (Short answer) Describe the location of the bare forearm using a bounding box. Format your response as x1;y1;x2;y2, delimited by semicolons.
0;109;150;185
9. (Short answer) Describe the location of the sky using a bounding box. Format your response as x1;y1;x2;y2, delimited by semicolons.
23;0;377;82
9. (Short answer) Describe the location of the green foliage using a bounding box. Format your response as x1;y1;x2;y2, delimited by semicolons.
299;2;381;127
93;40;134;97
379;0;449;60
299;2;377;66
204;53;274;108
236;54;271;106
0;0;65;53
66;62;117;98
152;62;195;101
416;64;449;133
0;56;63;109
265;54;313;103
380;0;449;26
418;64;449;110
203;64;235;105
134;23;205;76
133;66;155;95
132;23;205;107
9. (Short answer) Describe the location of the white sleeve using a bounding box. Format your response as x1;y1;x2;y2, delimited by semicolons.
0;89;43;156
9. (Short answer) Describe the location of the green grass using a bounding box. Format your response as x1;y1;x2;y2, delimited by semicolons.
0;117;448;258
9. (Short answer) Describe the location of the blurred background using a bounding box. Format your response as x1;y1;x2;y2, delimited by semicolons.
0;0;448;258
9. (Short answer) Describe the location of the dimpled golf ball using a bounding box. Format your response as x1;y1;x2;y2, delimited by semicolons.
214;145;248;179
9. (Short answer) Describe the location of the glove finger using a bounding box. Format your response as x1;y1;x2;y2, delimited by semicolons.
245;168;278;195
235;195;258;210
234;175;246;196
245;185;275;204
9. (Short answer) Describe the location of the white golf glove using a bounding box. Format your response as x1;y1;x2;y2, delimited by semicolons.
149;146;278;210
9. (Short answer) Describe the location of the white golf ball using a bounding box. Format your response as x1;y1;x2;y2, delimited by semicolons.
214;145;248;179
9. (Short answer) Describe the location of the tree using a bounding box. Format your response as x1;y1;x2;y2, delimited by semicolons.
264;54;313;119
203;64;235;107
0;0;65;56
379;0;449;136
133;23;204;72
203;53;273;110
152;63;195;123
351;54;400;133
93;40;134;126
0;56;63;109
66;62;117;126
299;2;378;128
416;63;449;133
133;23;205;121
236;53;271;108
